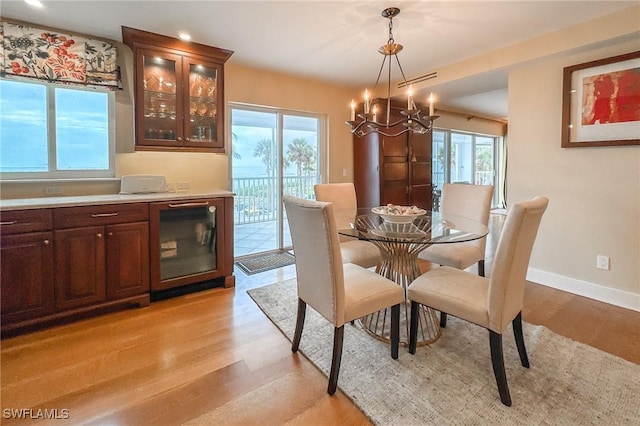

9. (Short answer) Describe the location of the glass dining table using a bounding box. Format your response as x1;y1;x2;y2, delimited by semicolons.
338;208;489;346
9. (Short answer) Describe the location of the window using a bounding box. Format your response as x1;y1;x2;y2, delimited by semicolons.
0;78;115;180
433;129;501;207
230;104;326;257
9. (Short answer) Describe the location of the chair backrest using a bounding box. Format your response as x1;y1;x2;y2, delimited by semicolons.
314;183;357;230
487;196;549;333
441;183;494;251
283;195;346;326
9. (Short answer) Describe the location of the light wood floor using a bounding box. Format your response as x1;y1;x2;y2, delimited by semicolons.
2;213;639;425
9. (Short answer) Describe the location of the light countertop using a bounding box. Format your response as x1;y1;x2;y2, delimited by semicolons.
0;190;234;211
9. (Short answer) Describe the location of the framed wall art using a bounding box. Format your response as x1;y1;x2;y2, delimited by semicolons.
561;50;640;148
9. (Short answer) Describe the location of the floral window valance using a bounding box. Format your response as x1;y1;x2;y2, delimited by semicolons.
0;21;121;90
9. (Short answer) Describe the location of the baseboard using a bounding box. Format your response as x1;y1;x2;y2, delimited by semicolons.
527;268;640;312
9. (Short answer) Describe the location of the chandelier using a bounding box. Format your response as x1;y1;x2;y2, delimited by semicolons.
346;7;438;138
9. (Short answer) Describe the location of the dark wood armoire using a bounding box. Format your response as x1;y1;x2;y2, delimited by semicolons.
353;98;433;210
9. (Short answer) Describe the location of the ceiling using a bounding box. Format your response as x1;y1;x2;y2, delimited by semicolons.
2;0;636;120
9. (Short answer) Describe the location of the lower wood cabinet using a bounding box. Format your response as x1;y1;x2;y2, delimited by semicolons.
1;196;233;337
1;204;150;337
1;231;55;324
106;222;150;300
54;222;149;310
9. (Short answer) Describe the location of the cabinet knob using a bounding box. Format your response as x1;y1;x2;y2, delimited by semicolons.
108;232;113;236
185;137;191;142
97;233;103;238
177;137;183;142
43;239;50;245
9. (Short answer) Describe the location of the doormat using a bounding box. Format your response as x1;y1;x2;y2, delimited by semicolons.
235;251;296;275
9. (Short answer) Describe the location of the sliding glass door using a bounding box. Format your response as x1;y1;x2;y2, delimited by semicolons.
433;129;500;207
230;105;324;257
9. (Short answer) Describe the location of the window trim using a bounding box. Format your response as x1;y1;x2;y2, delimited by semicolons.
0;78;116;181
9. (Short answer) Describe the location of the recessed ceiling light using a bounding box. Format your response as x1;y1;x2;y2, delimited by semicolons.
24;0;44;8
178;32;191;41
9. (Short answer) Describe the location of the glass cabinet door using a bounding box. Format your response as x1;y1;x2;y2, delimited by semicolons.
184;59;223;149
138;49;183;147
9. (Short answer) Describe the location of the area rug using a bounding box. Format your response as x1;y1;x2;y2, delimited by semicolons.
235;251;295;275
248;279;640;425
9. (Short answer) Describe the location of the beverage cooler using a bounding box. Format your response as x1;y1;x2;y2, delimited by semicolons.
150;198;226;291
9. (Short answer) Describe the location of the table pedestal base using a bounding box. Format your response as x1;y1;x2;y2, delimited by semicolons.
359;302;441;346
360;239;441;346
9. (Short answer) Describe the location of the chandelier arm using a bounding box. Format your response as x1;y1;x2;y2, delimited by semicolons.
386;51;393;125
358;125;432;138
393;54;411;90
371;54;388;100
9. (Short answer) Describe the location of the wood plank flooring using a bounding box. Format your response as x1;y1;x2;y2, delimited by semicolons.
2;213;638;425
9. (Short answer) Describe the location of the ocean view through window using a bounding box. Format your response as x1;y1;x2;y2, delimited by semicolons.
0;78;115;179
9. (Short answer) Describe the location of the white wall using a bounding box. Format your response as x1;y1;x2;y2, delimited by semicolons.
508;38;640;311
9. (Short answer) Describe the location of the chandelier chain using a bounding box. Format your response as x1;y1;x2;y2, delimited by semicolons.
388;16;395;44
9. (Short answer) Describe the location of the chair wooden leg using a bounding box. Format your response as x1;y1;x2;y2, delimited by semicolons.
440;312;447;328
327;325;344;395
512;312;530;368
292;299;306;353
409;301;420;354
478;260;485;277
390;304;400;359
489;330;512;406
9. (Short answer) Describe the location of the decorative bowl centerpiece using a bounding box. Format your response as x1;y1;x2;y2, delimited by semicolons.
371;204;427;223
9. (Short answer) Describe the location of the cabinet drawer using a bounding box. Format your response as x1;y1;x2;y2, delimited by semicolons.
54;203;149;228
0;209;52;235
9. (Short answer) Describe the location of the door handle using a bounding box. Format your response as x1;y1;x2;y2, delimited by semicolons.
168;202;209;208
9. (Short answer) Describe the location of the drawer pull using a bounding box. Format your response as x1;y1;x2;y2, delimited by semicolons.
0;220;18;226
91;213;119;218
168;202;209;208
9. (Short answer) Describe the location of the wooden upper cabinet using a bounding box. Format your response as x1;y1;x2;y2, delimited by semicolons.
122;26;234;153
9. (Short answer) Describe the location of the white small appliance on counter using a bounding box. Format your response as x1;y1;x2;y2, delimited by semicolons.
120;175;167;194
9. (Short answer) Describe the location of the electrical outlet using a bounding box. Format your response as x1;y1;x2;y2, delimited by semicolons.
45;186;63;195
342;168;348;177
177;182;190;190
596;255;610;271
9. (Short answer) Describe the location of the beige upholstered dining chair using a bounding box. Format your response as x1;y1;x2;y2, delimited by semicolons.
419;183;493;276
408;196;549;406
283;195;404;395
314;183;380;269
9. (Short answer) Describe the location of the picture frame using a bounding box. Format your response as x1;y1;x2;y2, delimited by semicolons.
561;50;640;148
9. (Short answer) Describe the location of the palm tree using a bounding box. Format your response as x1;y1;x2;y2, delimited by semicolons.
231;132;241;160
286;138;316;197
286;138;315;177
254;138;276;177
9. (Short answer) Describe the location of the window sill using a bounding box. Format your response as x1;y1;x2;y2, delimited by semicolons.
1;178;121;184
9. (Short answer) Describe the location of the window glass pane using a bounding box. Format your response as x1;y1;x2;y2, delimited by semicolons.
231;109;278;254
230;106;324;257
451;132;473;183
432;130;446;191
475;136;495;185
55;87;109;170
0;80;48;172
283;114;318;195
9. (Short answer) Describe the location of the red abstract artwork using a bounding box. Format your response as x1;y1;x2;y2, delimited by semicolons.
581;67;640;125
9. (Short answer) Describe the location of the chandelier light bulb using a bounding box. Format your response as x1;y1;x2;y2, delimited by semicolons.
364;89;370;114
